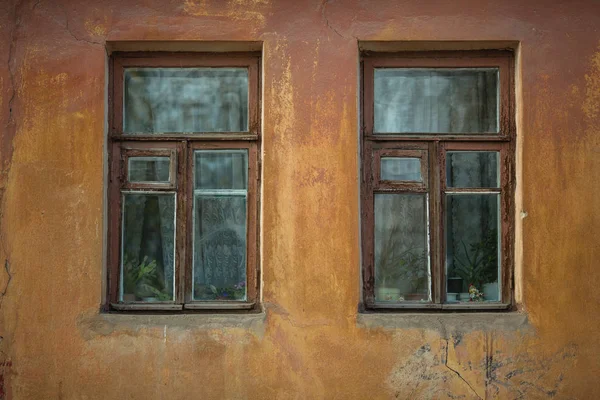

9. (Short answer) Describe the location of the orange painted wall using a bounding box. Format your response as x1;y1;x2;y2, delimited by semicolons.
1;0;600;398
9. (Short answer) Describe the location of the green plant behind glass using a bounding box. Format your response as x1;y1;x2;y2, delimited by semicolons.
453;229;498;289
123;256;170;301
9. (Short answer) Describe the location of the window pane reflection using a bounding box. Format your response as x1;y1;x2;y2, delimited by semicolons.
374;193;430;302
124;68;248;133
374;68;498;134
128;157;170;183
446;151;499;188
381;157;422;182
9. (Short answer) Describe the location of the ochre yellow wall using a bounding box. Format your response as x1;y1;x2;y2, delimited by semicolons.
1;0;600;398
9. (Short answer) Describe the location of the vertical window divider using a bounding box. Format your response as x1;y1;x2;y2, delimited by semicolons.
431;140;443;304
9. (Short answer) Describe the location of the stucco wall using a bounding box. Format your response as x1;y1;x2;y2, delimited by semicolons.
1;0;600;398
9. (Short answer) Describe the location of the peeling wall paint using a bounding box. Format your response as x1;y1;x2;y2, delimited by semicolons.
1;0;600;399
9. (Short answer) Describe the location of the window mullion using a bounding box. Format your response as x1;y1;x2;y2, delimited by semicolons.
175;141;188;304
431;140;443;304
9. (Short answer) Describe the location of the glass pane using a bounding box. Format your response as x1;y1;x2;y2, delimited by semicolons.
120;193;175;302
446;151;499;188
128;156;170;183
195;150;247;190
374;68;499;134
124;68;249;133
445;194;500;302
374;193;430;302
193;196;247;301
381;157;422;182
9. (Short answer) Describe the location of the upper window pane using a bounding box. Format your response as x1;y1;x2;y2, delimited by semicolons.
381;157;422;182
373;68;499;134
446;151;499;188
195;150;248;190
124;68;249;133
128;156;170;183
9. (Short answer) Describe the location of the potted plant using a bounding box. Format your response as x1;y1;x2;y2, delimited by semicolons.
122;256;170;302
452;230;498;301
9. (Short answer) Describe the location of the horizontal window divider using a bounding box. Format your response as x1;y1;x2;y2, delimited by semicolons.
441;303;512;311
374;188;429;194
184;302;256;310
365;135;510;142
111;303;183;311
113;133;259;141
444;189;501;194
369;303;442;310
121;189;176;194
194;189;248;196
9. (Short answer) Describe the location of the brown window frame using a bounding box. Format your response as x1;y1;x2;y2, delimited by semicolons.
361;50;516;311
106;52;261;312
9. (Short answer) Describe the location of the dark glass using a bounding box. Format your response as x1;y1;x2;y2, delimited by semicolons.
445;194;500;302
446;151;499;188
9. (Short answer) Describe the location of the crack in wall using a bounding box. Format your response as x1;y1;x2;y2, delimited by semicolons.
320;0;344;39
0;261;11;311
59;5;103;46
443;338;483;400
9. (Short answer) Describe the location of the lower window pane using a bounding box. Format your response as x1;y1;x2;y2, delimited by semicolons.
193;196;247;301
120;193;175;302
445;194;500;302
374;193;430;302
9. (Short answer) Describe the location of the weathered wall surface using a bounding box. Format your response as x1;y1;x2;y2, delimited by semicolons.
1;0;599;398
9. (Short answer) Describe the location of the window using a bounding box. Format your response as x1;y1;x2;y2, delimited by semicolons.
107;53;260;311
361;51;515;310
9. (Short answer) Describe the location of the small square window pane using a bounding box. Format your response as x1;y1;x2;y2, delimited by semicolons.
195;150;247;190
445;194;500;302
446;151;499;188
374;68;499;134
124;68;249;133
193;196;247;301
374;193;430;303
381;157;422;182
128;156;170;183
120;193;175;302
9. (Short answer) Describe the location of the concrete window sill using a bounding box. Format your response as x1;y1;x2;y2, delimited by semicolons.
78;311;266;340
357;311;530;334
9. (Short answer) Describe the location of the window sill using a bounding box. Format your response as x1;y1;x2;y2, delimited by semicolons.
109;302;256;312
357;309;529;333
78;309;266;340
367;302;512;311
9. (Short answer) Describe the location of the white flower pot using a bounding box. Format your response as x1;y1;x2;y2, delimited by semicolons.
483;282;499;301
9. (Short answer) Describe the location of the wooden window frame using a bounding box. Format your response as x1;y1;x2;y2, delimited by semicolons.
106;52;261;312
361;50;516;311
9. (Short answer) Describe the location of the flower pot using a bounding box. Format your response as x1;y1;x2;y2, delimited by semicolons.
459;292;471;301
376;287;402;302
447;277;463;293
483;282;499;301
446;293;459;302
